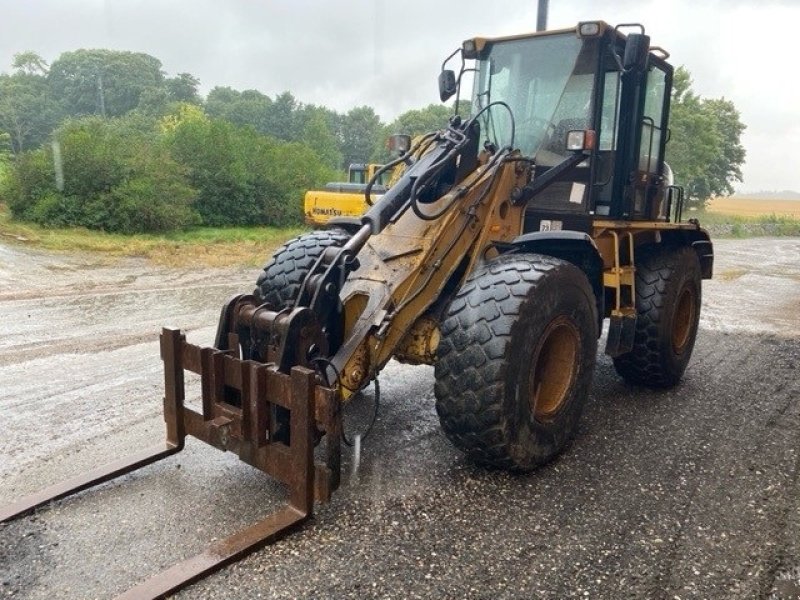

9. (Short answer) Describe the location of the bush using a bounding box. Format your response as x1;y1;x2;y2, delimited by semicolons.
167;115;335;227
91;176;197;233
263;140;337;225
4;115;199;233
4;150;57;220
4;105;337;233
168;117;263;226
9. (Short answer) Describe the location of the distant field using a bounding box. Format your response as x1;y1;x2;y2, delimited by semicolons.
707;196;800;218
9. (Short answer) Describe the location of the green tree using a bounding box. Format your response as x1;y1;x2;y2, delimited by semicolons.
167;116;257;225
341;106;382;168
263;140;336;220
136;87;170;116
666;67;746;208
372;104;452;161
702;97;746;196
5;115;197;232
204;87;272;132
12;51;48;76
205;86;242;118
390;103;452;136
453;99;472;117
0;132;13;196
48;49;165;117
0;132;11;156
166;72;201;104
228;91;271;131
166;115;334;226
301;109;342;170
263;91;300;141
0;71;60;154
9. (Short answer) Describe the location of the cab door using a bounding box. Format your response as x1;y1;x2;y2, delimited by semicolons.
632;64;670;220
604;48;672;221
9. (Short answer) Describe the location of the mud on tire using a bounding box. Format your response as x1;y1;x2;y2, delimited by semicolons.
434;254;598;471
612;245;702;388
254;229;350;308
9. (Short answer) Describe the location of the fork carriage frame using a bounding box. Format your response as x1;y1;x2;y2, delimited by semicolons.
1;327;341;599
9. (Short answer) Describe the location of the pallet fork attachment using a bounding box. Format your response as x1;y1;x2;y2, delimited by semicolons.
0;327;341;599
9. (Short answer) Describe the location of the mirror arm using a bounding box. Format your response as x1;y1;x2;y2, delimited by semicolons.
441;47;461;71
452;52;468;116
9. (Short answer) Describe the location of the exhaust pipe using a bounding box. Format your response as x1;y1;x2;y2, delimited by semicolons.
537;0;549;32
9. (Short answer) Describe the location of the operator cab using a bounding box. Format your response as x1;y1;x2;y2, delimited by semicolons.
447;21;677;231
348;163;390;186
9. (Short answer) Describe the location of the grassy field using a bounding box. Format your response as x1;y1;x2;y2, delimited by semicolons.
706;196;800;218
0;204;304;267
696;195;800;237
2;191;798;267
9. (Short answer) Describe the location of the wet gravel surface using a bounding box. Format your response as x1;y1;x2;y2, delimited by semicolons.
1;238;799;599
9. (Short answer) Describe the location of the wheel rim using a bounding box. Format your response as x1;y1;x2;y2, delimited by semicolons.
529;316;580;421
672;285;696;353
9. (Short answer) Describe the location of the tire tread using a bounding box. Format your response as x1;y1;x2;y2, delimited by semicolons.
254;229;350;308
435;254;596;471
613;246;701;387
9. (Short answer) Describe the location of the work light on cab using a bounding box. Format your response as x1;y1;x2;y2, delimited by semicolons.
567;129;596;152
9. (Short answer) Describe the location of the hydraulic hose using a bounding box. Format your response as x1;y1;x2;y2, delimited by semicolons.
364;133;436;206
408;102;515;221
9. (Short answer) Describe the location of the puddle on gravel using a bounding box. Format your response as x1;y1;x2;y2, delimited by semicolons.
701;238;800;336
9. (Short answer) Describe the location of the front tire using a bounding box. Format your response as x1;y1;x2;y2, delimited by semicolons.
612;246;702;388
253;229;350;444
254;228;350;307
434;254;598;471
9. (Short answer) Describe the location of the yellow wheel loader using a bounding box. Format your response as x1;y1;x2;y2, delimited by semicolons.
2;21;712;598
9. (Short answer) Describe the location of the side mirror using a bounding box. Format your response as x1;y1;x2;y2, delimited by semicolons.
623;33;651;72
438;70;457;102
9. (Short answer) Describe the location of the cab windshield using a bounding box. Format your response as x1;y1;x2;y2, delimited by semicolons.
472;33;598;165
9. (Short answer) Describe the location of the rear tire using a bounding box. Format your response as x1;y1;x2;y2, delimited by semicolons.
612;246;702;388
434;254;598;471
254;229;350;307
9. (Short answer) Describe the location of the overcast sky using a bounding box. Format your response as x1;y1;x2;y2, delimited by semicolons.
1;0;798;192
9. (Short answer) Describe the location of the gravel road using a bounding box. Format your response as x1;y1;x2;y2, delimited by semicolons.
1;237;799;599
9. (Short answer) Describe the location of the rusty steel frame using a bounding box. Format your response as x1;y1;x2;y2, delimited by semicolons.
0;327;340;599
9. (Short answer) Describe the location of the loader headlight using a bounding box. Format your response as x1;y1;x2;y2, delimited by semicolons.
388;134;412;156
566;129;596;152
462;37;487;60
577;21;602;38
462;39;477;59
